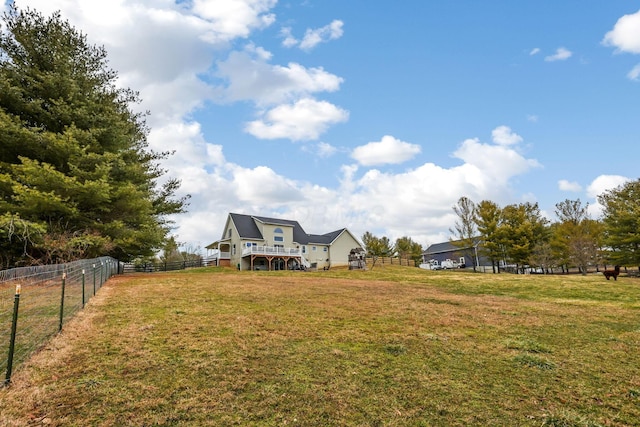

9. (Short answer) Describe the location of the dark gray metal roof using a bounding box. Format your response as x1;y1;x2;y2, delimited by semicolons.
423;238;480;255
307;228;345;245
227;213;349;246
229;213;263;240
423;241;459;255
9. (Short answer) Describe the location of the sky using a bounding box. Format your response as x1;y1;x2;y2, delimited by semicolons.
4;0;640;252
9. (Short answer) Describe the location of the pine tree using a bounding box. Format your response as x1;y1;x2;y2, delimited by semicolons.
598;179;640;267
0;6;188;266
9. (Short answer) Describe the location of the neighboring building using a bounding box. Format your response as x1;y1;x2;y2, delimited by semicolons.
206;213;364;271
422;239;493;270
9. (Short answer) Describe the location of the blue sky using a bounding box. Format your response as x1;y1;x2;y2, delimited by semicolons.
6;0;640;251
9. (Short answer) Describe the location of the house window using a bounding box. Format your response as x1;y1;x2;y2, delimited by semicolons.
312;246;317;251
302;246;306;253
274;227;283;234
323;247;328;252
228;229;232;238
232;244;236;255
274;236;284;242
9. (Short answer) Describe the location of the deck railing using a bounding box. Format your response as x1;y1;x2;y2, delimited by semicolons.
242;246;301;257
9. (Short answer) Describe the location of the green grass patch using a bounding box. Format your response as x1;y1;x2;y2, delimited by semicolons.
541;409;604;427
505;336;552;353
513;353;557;370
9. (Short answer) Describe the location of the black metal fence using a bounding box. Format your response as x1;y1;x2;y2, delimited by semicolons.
121;256;217;273
1;257;118;386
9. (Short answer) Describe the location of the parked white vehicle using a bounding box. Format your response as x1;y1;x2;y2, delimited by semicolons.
419;259;442;270
440;259;461;269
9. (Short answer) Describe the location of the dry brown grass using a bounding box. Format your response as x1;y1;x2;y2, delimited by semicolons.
1;267;640;426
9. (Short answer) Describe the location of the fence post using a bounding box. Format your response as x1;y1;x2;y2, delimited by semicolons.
100;262;104;288
4;284;21;386
92;264;96;296
82;269;86;309
59;272;67;332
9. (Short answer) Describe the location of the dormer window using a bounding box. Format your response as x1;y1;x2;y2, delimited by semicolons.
274;227;284;242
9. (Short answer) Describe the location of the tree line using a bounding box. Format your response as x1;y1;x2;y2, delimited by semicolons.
361;179;640;274
450;180;640;273
0;6;187;267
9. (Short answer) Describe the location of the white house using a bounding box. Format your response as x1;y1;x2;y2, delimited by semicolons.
206;213;364;271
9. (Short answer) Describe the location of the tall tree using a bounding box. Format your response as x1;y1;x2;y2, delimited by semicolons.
598;179;640;268
555;199;588;225
498;202;548;272
0;6;188;265
474;200;502;273
450;196;479;270
551;199;602;274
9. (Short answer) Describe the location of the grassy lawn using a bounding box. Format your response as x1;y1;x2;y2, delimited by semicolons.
1;266;640;426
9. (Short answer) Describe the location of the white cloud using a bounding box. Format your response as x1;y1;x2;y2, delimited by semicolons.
282;20;344;51
491;125;523;146
171;126;541;248
245;98;349;141
558;180;582;192
317;142;338;158
299;20;344;51
216;48;344;105
351;135;421;166
232;165;305;205
152;126;542;249
527;114;539;122
280;27;298;48
192;0;277;41
529;48;540;56
453;138;540;184
545;47;572;62
603;9;640;54
628;64;640;81
585;174;631;218
586;175;630;199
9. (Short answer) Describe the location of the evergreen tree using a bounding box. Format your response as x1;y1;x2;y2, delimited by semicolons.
598;179;640;267
498;202;548;272
474;200;502;272
0;6;187;266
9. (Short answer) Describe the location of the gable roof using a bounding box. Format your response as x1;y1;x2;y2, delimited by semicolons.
228;213;340;245
228;213;263;240
423;238;481;255
307;228;346;245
